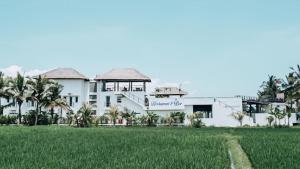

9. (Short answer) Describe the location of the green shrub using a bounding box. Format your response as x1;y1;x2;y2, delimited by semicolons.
23;110;50;126
0;115;17;125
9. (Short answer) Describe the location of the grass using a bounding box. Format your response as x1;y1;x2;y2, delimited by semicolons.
2;126;300;169
0;127;230;169
236;128;300;169
224;134;252;169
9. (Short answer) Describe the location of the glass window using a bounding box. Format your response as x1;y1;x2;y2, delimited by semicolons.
89;82;97;93
70;97;73;107
89;95;97;100
117;96;122;103
106;96;111;107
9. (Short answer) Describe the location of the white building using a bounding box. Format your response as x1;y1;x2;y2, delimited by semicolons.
2;67;298;127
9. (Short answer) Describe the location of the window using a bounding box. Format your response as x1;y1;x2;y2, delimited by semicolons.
106;96;111;107
89;82;97;93
89;101;97;108
12;99;16;107
69;97;73;107
193;105;213;118
89;95;97;100
117;96;122;103
75;97;78;103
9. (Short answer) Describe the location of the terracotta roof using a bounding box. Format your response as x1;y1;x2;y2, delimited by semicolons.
38;68;89;80
151;87;188;96
95;68;151;82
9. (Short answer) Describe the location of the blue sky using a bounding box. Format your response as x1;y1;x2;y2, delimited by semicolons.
0;0;300;96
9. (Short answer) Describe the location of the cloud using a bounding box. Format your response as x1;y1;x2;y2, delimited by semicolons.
0;65;47;77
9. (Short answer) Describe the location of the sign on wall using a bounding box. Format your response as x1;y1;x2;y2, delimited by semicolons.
148;98;185;110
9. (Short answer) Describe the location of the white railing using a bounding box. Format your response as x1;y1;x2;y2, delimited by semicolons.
121;92;146;108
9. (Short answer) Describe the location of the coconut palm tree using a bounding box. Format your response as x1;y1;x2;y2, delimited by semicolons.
291;64;300;79
27;75;53;126
41;82;70;124
76;103;93;127
258;75;281;101
8;73;30;124
107;105;119;126
290;65;300;109
282;73;298;112
0;72;12;115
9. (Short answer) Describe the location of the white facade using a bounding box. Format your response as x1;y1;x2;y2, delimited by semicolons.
184;97;243;127
2;68;298;127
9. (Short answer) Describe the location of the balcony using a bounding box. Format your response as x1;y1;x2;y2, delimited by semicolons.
102;82;146;92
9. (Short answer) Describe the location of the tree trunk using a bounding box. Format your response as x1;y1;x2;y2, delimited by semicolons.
50;108;54;124
35;103;39;126
18;102;22;125
0;99;3;115
58;108;62;125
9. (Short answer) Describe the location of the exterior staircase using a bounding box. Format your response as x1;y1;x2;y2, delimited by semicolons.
116;92;147;109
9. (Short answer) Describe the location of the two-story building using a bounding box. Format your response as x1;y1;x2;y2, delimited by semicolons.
2;67;297;127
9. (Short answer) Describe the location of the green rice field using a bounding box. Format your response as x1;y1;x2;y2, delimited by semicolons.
0;127;300;169
237;128;300;169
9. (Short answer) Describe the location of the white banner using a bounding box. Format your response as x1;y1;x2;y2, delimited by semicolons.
148;98;184;110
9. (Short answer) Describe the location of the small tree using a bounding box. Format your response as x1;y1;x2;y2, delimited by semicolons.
137;115;147;126
107;105;119;126
287;110;292;127
120;107;135;126
76;103;93;127
232;112;245;127
269;105;286;127
166;116;175;126
187;112;205;128
146;112;159;126
266;116;274;127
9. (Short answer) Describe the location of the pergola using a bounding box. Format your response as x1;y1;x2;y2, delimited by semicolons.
95;68;151;92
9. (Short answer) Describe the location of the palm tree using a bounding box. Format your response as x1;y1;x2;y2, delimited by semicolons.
266;116;274;127
77;103;93;127
121;107;136;126
269;105;286;126
27;75;53;126
231;112;245;127
8;73;29;124
187;112;204;128
258;75;281;101
291;64;300;79
146;112;159;126
0;72;12;115
166;116;175;126
107;105;119;126
290;65;300;110
41;82;70;124
282;73;298;112
66;110;75;126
